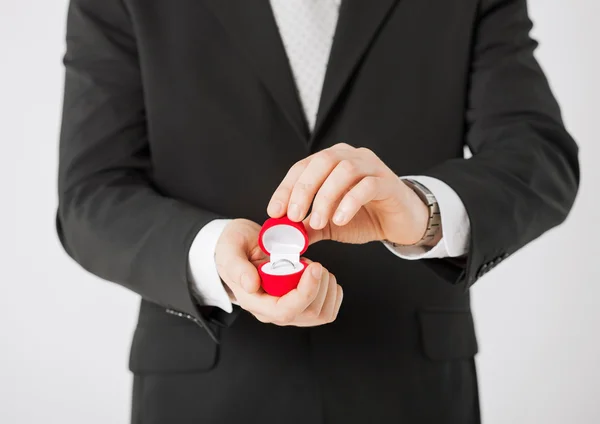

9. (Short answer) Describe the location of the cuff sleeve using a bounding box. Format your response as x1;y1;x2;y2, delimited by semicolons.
384;176;470;259
188;219;234;313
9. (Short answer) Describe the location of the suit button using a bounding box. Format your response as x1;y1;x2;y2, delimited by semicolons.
477;263;489;278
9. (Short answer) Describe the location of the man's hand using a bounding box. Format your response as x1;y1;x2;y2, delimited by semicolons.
215;219;343;326
267;143;436;246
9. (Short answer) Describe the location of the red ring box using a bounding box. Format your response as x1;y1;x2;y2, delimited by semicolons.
258;217;309;297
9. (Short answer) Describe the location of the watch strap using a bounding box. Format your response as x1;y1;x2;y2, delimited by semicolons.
392;179;441;247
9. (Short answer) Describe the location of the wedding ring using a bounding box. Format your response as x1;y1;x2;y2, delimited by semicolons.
272;259;295;270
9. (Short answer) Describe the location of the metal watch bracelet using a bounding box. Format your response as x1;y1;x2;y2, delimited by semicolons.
388;179;441;247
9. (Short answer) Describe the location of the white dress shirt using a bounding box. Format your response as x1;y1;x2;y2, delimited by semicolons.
188;0;471;313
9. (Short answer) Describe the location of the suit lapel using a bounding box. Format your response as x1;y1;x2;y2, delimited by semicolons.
203;0;309;141
312;0;400;143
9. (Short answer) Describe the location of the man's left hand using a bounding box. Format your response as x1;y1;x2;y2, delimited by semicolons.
267;143;436;246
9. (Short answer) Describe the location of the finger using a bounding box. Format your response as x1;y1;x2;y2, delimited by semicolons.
310;159;372;229
304;216;329;245
300;265;330;318
252;312;273;324
272;262;323;324
267;159;309;218
304;217;349;246
267;146;354;220
332;176;382;226
260;269;327;327
319;273;339;322
237;258;314;318
332;284;344;321
236;289;283;318
286;151;341;222
330;142;355;151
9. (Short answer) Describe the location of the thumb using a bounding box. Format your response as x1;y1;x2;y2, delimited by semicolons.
217;241;262;295
239;269;261;294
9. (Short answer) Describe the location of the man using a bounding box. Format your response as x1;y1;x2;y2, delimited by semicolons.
56;0;579;423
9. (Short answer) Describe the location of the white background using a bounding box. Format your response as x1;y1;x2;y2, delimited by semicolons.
1;1;598;423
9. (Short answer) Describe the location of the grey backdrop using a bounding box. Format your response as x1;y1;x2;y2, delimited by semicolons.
1;0;598;422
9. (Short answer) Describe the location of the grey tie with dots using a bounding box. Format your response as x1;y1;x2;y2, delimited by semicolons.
270;0;340;133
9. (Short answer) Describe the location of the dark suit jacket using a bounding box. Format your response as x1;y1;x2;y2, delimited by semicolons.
56;0;579;423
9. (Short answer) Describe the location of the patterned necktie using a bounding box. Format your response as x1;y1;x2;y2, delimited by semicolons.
270;0;340;133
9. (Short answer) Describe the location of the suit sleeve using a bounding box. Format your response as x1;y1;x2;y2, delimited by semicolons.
421;0;580;289
56;0;223;336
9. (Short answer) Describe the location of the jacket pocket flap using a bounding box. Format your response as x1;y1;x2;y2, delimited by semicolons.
129;323;218;374
418;309;478;361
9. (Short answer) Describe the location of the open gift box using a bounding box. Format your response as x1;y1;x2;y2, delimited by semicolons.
258;217;309;297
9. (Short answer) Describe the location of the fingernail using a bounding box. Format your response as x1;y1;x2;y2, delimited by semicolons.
288;203;301;221
311;264;323;280
310;212;323;229
269;201;283;216
333;211;346;225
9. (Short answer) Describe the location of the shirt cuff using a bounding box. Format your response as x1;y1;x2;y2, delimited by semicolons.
383;176;470;260
188;219;234;313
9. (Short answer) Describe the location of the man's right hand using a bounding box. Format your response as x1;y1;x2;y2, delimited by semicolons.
215;219;343;327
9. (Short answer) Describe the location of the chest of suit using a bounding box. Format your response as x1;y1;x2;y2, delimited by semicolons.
125;0;475;218
130;0;477;361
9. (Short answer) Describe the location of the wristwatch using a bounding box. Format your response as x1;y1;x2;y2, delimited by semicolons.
391;179;441;247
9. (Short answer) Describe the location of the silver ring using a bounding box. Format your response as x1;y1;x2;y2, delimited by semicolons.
272;259;295;270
